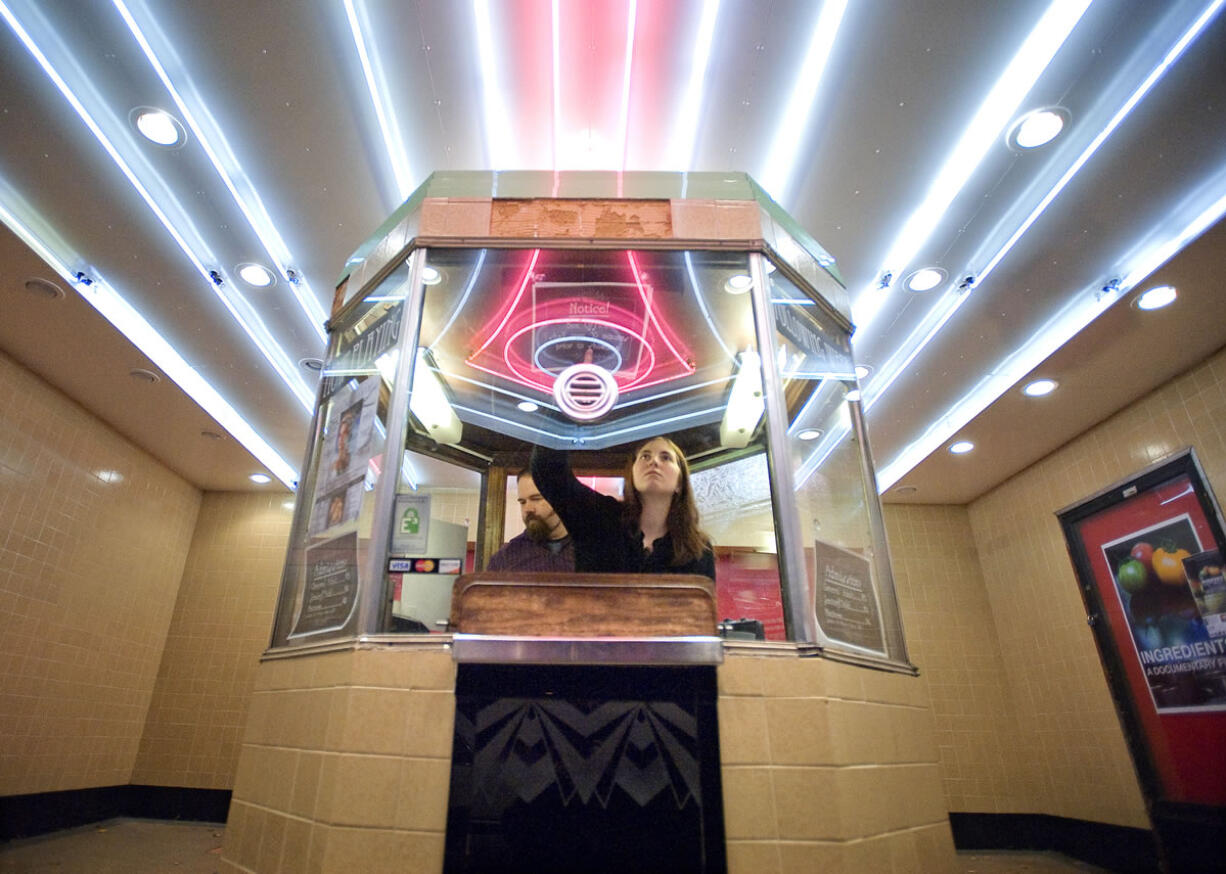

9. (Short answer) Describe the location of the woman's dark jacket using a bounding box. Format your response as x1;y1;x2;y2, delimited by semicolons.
530;445;715;580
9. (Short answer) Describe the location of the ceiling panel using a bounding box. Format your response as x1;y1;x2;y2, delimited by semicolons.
0;0;1222;503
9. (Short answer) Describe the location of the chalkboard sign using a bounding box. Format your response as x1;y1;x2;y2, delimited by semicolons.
289;532;360;638
813;540;885;655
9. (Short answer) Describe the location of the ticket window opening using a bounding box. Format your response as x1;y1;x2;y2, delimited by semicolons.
391;518;468;632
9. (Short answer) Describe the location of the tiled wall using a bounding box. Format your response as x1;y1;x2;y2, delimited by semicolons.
964;344;1226;829
133;492;296;789
882;505;1034;814
0;351;201;795
220;648;457;874
717;654;956;874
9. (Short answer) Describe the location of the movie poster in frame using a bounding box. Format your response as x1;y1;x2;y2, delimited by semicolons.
1058;448;1226;811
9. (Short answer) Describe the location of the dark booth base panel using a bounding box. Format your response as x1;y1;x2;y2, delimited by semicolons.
444;663;726;874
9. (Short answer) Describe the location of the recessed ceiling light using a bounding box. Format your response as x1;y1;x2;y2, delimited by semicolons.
724;274;753;294
1010;107;1067;149
133;108;184;146
1135;285;1177;310
893;485;918;495
95;470;124;484
949;440;975;454
249;473;272;484
516;400;539;413
846;389;862;402
23;277;65;299
299;358;325;372
129;368;160;383
855;364;872;381
797;428;822;441
237;264;274;287
282;500;296;511
201;430;223;440
905;268;945;292
1022;378;1058;397
421;266;443;285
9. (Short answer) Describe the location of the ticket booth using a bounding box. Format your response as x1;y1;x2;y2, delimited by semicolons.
222;172;957;874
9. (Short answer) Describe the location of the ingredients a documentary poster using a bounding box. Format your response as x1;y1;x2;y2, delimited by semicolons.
1101;513;1226;713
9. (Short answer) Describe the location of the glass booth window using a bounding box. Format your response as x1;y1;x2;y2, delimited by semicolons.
270;264;411;647
768;265;904;658
272;244;902;661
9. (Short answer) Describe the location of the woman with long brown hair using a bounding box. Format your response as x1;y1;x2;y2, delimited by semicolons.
530;435;715;579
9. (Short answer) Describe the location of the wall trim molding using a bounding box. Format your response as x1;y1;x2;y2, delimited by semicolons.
0;786;230;841
949;812;1159;873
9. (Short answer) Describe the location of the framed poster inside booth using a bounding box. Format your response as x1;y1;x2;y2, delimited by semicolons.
1058;448;1226;872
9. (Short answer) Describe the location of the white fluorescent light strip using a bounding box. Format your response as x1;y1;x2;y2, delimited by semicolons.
864;0;1224;414
875;186;1226;492
757;0;848;201
667;0;720;168
0;201;297;488
473;0;515;168
0;0;314;411
616;0;637;172
429;249;488;347
975;0;1226;290
112;0;328;341
852;0;1092;333
343;0;414;201
683;252;736;360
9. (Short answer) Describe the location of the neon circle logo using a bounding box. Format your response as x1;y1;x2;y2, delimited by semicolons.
553;364;619;421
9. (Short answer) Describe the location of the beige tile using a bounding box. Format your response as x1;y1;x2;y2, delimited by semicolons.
765;697;835;765
401;690;456;757
306;823;329;874
777;839;846;874
758;657;829;699
263;746;299;812
257;811;288;874
328;754;403;828
726;839;783;874
220;799;249;868
314;753;339;822
311;652;355;688
237;803;266;872
324;688;352;751
843;834;893;873
829;700;897;765
770;766;848;840
721;766;779;839
277;815;313;874
914;821;958;874
322;827;445;874
401;651;458;690
394;757;451;832
718;655;767;696
290;750;324;819
717;697;771;764
338;688;412;754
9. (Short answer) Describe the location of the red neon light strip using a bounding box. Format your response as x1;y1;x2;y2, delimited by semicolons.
626;250;695;374
467;248;541;361
499;317;659;391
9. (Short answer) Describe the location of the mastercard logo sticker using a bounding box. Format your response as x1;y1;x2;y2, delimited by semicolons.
414;559;436;573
